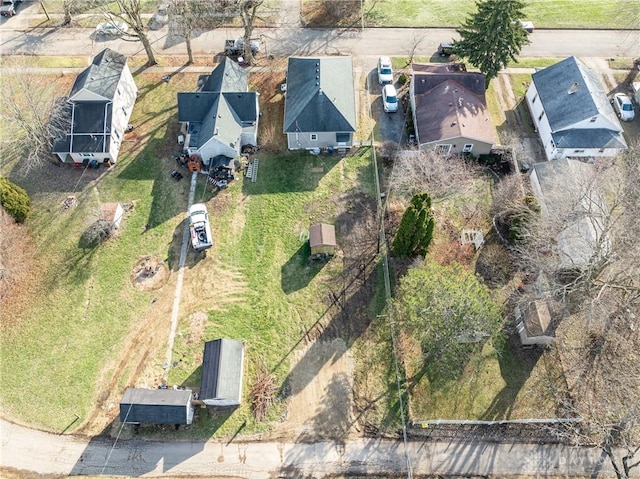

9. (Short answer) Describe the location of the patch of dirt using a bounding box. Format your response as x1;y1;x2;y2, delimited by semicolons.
130;256;170;291
0;212;37;308
269;339;355;442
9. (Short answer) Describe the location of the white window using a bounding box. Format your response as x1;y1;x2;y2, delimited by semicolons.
538;111;545;121
310;134;318;141
462;144;473;153
114;130;121;140
80;153;94;157
573;149;585;153
532;94;537;104
590;117;597;122
435;144;452;155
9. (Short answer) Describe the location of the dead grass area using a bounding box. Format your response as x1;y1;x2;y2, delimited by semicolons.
301;0;361;26
0;212;38;313
252;63;288;153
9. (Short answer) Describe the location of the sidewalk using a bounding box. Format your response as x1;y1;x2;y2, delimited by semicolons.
2;418;634;477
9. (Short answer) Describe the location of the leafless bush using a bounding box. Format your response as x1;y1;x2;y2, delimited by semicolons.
80;220;115;248
250;369;278;421
389;150;480;202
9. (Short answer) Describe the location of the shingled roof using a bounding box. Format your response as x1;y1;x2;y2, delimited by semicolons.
283;57;356;134
70;48;128;100
412;64;495;146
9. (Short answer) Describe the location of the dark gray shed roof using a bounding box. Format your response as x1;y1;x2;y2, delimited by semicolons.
119;388;193;425
284;57;356;134
70;48;128;100
531;56;618;132
200;339;245;406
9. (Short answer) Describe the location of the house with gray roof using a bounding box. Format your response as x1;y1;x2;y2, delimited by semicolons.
529;159;611;273
525;56;627;161
53;49;137;166
177;58;259;169
283;56;357;151
200;338;245;408
410;63;496;156
119;388;193;425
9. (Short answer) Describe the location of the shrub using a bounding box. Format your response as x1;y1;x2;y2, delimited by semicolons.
392;193;435;257
79;220;115;248
0;176;30;223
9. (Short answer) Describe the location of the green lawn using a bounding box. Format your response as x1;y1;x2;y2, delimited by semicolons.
364;0;637;29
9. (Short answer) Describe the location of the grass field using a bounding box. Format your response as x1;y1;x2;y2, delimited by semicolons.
364;0;638;29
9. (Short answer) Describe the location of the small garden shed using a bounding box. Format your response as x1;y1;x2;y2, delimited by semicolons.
200;338;245;408
100;202;124;229
119;388;194;425
309;223;336;258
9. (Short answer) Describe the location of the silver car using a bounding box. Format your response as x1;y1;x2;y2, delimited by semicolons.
382;84;399;113
95;21;129;37
611;93;635;121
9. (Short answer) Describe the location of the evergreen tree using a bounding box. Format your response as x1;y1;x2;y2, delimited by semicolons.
454;0;529;85
392;193;435;257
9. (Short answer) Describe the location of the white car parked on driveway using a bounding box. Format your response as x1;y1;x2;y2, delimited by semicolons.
611;92;635;121
377;56;393;85
382;84;399;113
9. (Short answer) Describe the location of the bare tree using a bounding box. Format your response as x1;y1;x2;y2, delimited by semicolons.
0;69;71;173
103;0;157;66
237;0;264;65
169;0;214;64
388;149;481;203
404;31;425;67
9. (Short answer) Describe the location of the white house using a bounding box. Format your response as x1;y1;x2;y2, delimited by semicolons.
525;56;627;161
53;49;138;166
177;58;259;170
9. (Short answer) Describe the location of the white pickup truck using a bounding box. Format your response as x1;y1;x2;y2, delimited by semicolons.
188;203;213;252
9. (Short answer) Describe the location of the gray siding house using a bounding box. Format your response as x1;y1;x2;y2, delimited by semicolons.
119;388;193;425
283;57;357;151
410;63;496;156
177;58;259;169
53;49;138;166
200;339;245;408
525;56;627;161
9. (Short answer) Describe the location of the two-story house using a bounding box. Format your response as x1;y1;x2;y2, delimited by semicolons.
525;56;627;161
53;49;138;166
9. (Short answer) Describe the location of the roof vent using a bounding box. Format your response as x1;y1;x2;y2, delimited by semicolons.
568;82;579;94
319;88;323;95
214;128;219;135
458;97;463;107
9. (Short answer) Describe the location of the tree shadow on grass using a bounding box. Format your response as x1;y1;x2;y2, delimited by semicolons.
481;331;543;421
281;241;328;294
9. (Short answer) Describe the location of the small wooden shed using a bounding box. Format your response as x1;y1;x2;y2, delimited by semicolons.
119;388;194;425
200;339;245;408
100;202;124;229
309;223;336;258
515;300;555;346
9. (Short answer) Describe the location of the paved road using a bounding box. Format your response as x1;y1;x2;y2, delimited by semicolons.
2;418;635;477
1;4;638;60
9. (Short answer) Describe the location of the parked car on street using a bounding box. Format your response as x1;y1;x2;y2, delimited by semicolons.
377;56;393;84
0;0;21;17
95;21;129;37
224;37;260;56
382;84;399;113
611;92;635;121
437;42;454;57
